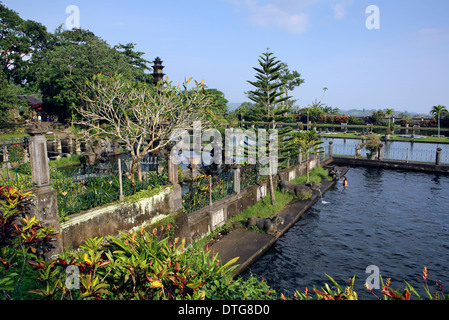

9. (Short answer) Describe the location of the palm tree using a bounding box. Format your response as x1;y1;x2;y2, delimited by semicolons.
385;108;395;128
430;105;448;138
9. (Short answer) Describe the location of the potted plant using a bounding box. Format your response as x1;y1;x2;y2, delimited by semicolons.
360;134;381;160
385;126;391;140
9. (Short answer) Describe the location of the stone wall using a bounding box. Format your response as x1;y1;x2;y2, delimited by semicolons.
186;156;331;241
60;185;182;249
36;152;330;250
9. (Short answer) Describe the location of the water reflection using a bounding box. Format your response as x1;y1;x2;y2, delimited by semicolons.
322;137;449;164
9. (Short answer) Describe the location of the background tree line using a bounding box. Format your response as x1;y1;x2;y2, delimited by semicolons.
0;3;228;123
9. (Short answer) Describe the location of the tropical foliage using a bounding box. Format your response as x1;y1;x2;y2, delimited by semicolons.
2;186;448;301
1;187;276;300
75;73;214;184
430;105;448;138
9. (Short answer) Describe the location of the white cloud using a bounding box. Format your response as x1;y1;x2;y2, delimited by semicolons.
333;3;346;20
229;0;355;33
415;27;449;45
332;0;353;20
236;0;315;34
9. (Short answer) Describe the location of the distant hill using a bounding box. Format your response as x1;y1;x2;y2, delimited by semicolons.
226;103;425;117
227;103;241;111
340;108;424;117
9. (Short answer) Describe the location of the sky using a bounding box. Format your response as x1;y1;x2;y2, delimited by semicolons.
3;0;449;115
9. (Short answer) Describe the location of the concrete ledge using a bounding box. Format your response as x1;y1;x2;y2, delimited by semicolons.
332;156;449;174
212;166;350;277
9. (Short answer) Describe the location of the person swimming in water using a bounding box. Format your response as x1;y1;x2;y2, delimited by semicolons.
342;176;348;188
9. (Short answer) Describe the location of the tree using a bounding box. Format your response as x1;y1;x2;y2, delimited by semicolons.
430;105;448;138
235;102;255;119
75;73;214;184
297;130;324;183
385;108;395;128
0;3;48;85
114;43;153;84
247;50;289;118
247;49;290;205
32;28;151;121
277;63;304;109
0;71;27;118
370;109;385;125
205;88;228;114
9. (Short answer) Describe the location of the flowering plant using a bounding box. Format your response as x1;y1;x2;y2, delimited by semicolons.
359;134;381;153
8;144;26;163
360;140;381;152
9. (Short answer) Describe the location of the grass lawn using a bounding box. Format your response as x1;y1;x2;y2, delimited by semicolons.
231;190;295;224
320;132;449;144
48;155;81;168
291;166;332;185
0;132;28;140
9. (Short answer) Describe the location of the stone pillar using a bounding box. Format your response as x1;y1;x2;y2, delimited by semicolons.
436;147;442;166
56;138;62;158
27;125;51;187
233;166;241;194
25;123;62;259
67;135;73;155
75;138;81;155
328;141;333;157
168;148;179;185
378;143;384;160
2;145;8;162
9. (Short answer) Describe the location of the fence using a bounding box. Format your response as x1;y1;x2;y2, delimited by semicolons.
181;149;328;214
330;143;448;164
1;137;31;189
182;170;235;214
53;161;169;220
1;152;170;220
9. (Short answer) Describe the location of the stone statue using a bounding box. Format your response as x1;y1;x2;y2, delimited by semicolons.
246;215;285;235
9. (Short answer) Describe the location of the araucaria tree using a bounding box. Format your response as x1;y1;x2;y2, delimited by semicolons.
76;73;214;184
247;50;290;205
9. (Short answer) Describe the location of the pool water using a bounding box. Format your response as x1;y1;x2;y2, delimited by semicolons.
243;167;449;300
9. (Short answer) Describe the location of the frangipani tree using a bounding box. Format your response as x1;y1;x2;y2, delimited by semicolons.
75;73;214;184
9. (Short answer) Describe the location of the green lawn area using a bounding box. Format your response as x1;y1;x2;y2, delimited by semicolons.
291;166;332;185
0;132;28;139
231;189;295;223
320;132;449;144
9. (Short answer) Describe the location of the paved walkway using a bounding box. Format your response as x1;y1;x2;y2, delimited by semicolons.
211;166;350;277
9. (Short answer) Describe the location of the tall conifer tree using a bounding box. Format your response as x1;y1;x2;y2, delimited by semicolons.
247;50;290;205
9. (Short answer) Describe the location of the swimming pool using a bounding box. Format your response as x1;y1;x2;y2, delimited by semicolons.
243;166;449;300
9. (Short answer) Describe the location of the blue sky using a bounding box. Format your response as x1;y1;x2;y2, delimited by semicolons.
3;0;449;114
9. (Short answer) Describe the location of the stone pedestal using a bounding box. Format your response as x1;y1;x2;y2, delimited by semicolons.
28;185;63;259
436;148;442;166
233;166;241;194
328;141;333;157
25;123;62;259
26;124;51;187
168;148;179;185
